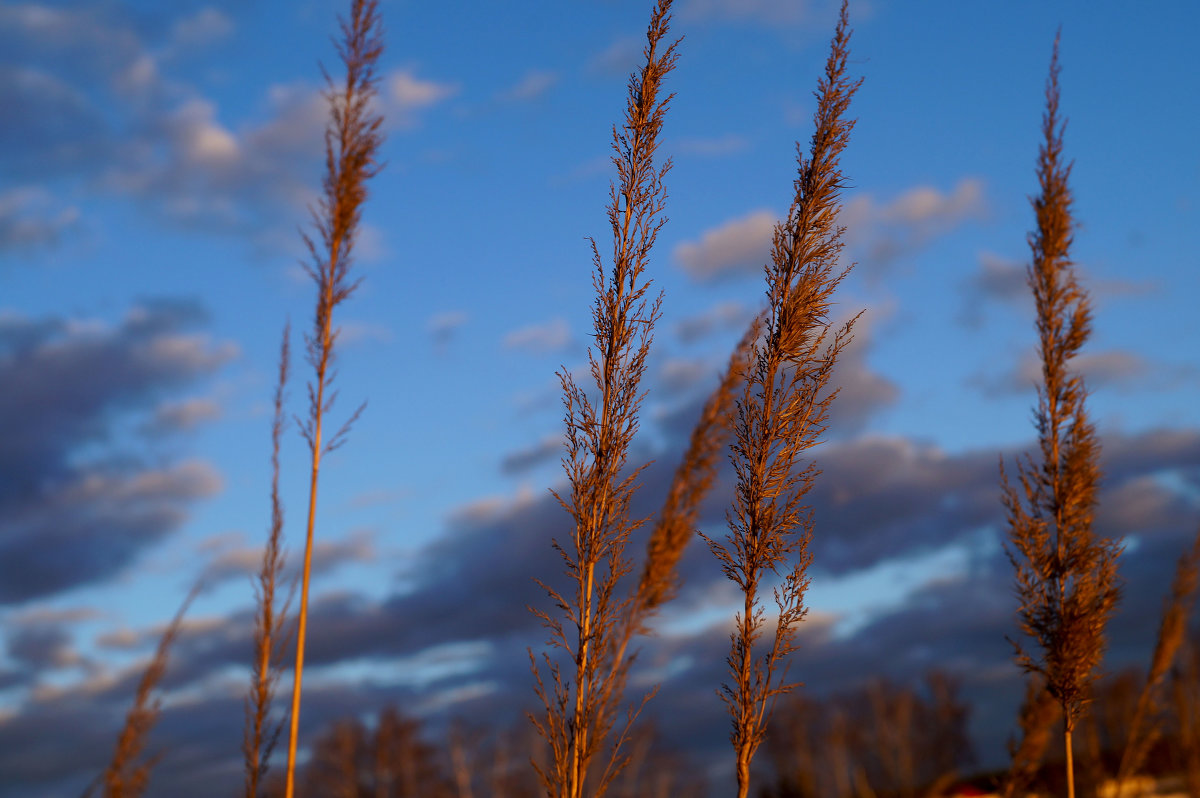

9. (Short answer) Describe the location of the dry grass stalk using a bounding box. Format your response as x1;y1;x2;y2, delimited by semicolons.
528;3;679;796
1116;523;1200;794
99;585;198;798
1002;678;1061;798
636;316;761;614
1001;33;1122;798
591;315;760;739
283;1;384;796
245;324;294;798
700;4;860;796
1175;639;1200;798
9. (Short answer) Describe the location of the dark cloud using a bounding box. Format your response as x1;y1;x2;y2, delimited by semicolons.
6;624;81;672
0;300;230;603
3;377;1197;793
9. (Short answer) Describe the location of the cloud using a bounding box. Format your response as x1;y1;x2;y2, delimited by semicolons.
658;357;717;396
822;308;900;435
844;177;988;278
968;348;1180;398
194;527;375;592
682;0;826;25
141;397;222;437
675;134;749;158
499;434;563;475
169;7;234;51
6;624;84;672
960;250;1160;329
503;317;571;354
674;209;776;282
675;179;987;283
5;406;1197;794
0;186;80;252
0;300;232;604
496;69;558;103
337;319;393;346
0;66;109;182
385;68;459;123
877;179;985;227
427;310;469;347
588;35;642;76
674;300;753;343
0;7;451;244
957;251;1027;328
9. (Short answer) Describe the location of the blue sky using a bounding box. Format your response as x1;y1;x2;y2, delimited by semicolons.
1;0;1198;794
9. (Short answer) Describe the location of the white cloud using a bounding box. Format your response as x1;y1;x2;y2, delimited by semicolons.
503;317;571;353
497;69;558;103
386;68;459;124
673;209;776;281
675;178;987;285
169;99;240;165
147;397;221;434
588;35;642;76
879;178;985;226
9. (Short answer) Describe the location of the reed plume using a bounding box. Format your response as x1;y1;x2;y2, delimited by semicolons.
1115;523;1200;794
637;316;760;615
589;315;760;738
1002;677;1060;798
283;1;384;796
97;585;198;798
701;4;861;796
1001;33;1122;798
1174;638;1200;798
528;2;678;796
245;324;294;798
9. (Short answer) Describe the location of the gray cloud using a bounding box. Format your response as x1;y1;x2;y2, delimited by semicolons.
0;186;80;253
499;434;564;476
674;300;753;344
2;303;1196;792
0;300;231;604
969;348;1195;398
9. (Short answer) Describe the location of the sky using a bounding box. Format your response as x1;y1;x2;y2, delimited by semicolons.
0;0;1198;794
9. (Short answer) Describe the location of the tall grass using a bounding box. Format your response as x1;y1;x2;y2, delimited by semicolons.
1001;33;1122;798
283;1;385;795
1002;677;1060;798
702;4;861;796
1115;523;1200;795
91;585;198;798
528;2;679;796
244;324;293;798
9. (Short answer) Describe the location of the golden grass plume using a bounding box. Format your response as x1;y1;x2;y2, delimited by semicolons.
700;3;861;795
